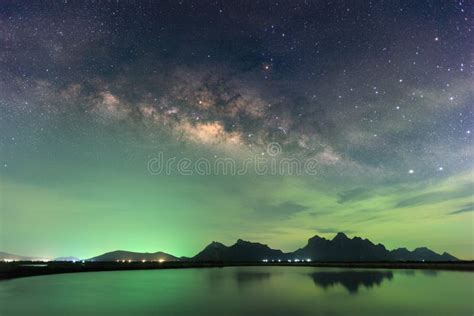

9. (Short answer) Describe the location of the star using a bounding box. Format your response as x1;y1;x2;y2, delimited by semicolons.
262;63;272;71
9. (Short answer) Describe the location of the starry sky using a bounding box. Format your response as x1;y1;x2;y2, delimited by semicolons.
0;1;472;259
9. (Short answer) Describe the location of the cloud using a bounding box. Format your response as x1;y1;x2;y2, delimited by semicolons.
449;204;474;215
253;201;309;220
314;227;356;234
395;184;473;208
308;210;328;217
337;188;370;204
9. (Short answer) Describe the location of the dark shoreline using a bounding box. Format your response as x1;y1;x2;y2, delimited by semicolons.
1;261;473;281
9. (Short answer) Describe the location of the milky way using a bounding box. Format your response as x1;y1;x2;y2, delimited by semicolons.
0;1;472;259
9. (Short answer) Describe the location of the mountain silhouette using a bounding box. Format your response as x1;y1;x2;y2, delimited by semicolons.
192;239;286;262
390;247;458;261
87;250;178;262
191;233;458;262
292;232;390;261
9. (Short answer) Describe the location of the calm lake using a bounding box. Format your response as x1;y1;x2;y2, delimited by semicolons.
0;266;472;315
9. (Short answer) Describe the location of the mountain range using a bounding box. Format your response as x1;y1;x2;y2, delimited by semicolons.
1;233;459;263
187;233;457;262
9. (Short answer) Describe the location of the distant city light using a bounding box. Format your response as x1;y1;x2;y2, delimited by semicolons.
141;259;146;263
306;259;311;262
158;259;165;263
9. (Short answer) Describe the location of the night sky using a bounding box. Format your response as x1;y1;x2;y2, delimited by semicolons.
1;1;472;259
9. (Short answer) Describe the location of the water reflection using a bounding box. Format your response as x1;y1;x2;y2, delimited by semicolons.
399;269;416;276
308;270;394;294
206;267;440;295
420;270;439;277
206;268;273;289
0;267;471;316
398;269;439;277
233;271;272;285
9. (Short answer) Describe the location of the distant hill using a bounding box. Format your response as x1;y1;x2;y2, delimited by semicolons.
87;250;178;262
